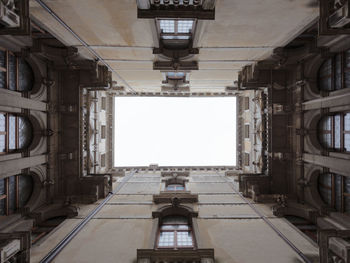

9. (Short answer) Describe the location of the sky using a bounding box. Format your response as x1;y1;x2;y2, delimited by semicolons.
114;97;236;167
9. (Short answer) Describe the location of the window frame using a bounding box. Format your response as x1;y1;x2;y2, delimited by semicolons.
318;112;350;153
156;18;196;40
0;47;23;92
0;174;32;216
318;49;350;91
166;183;185;191
318;172;350;213
0;112;31;154
156;217;195;249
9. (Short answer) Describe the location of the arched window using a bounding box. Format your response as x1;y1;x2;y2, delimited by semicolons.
0;174;33;216
318;173;350;213
0;47;34;92
318;49;350;91
0;113;32;154
157;215;194;249
318;113;350;152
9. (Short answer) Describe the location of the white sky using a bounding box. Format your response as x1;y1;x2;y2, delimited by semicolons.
114;97;236;167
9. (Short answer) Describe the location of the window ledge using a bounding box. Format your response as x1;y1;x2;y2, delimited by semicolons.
137;248;214;263
153;192;198;204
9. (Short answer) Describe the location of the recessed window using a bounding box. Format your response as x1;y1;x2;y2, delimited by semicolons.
158;19;195;40
101;97;106;111
244;124;250;139
114;97;236;166
157;216;193;248
318;113;350;152
101;125;106;139
244;153;250;166
0;113;32;153
318;172;350;213
166;184;185;191
167;72;185;79
318;49;350;91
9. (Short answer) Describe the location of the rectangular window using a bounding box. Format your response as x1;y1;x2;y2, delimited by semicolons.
101;154;106;167
101;97;106;111
244;97;249;110
244;124;250;139
244;153;250;166
101;125;106;139
158;19;195;40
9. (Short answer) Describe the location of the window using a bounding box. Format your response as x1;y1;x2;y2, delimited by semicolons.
101;97;106;111
318;113;350;152
244;97;249;111
0;113;32;154
318;49;350;91
0;47;34;92
166;72;185;79
158;19;195;40
166;184;185;191
0;174;33;216
101;125;106;139
244;124;250;139
244;153;250;166
318;173;350;213
157;216;194;248
101;154;106;167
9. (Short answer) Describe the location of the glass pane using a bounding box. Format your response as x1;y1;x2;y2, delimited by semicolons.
18;175;33;208
318;173;332;206
8;54;16;91
162;35;190;40
160;20;175;33
0;178;4;215
345;71;350;89
8;116;16;150
0;71;5;90
178;20;193;33
177;231;193;247
0;135;4;152
0;178;4;195
345;177;350;213
335;54;342;90
345;134;350;152
0;50;5;68
335;174;342;211
162;215;188;225
345;196;350;213
18;58;34;92
167;72;185;79
319;59;332;91
334;115;341;149
158;231;175;247
0;114;5;131
346;49;350;67
8;176;15;214
345;113;350;131
18;117;32;149
167;184;184;191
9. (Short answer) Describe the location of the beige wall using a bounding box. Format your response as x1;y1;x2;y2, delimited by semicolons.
30;171;318;263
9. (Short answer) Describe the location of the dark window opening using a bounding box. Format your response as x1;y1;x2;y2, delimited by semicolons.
0;174;33;216
318;113;350;152
0;113;33;154
318;172;350;213
0;47;34;92
318;49;350;91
